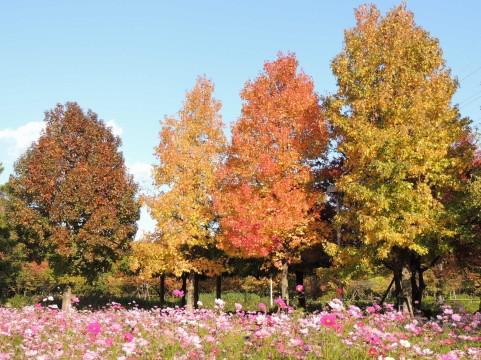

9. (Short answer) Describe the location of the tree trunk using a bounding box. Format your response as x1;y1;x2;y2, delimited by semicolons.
215;275;222;300
393;267;403;311
295;271;306;308
401;267;414;317
61;285;72;313
193;273;199;308
407;255;427;312
181;272;187;307
380;277;394;306
186;271;195;311
280;261;289;306
159;274;165;307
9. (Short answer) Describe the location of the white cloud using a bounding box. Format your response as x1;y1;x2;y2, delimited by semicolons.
135;206;156;240
128;162;153;192
105;120;123;137
0;121;45;160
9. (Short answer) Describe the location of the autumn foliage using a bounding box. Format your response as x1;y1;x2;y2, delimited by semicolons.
215;53;329;266
6;102;140;282
326;4;474;310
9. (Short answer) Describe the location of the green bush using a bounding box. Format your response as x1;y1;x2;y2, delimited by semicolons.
3;294;34;308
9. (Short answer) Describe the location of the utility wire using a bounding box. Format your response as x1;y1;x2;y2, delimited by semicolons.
460;94;481;109
460;65;481;82
459;88;481;106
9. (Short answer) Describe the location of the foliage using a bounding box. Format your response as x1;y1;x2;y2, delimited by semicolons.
0;165;27;299
215;53;330;266
147;77;227;276
326;3;472;268
14;261;56;296
6;102;140;283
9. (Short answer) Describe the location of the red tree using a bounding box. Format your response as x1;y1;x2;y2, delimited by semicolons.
215;53;329;304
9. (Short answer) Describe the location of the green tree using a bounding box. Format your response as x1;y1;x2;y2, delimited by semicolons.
454;157;481;310
7;103;140;310
326;4;473;312
0;164;27;300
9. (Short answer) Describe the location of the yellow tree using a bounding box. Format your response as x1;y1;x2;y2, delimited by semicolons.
129;232;185;306
326;4;473;312
146;77;226;310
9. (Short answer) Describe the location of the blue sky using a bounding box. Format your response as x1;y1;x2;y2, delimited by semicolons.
1;1;481;236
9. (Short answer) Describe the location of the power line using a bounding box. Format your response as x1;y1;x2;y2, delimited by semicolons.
459;89;481;106
460;94;481;109
460;65;481;82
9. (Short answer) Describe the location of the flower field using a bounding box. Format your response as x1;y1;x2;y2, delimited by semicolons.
0;299;480;360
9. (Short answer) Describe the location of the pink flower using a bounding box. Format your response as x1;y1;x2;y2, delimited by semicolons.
104;338;114;347
366;306;376;314
275;297;287;309
452;314;462;322
439;351;460;360
296;284;304;293
71;296;80;304
172;289;184;298
234;303;242;312
123;332;134;342
87;321;101;336
34;303;42;309
258;303;267;313
320;314;336;327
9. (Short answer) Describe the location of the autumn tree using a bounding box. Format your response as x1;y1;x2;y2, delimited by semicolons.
129;232;187;306
7;103;140;310
215;53;330;305
326;4;473;312
147;77;227;310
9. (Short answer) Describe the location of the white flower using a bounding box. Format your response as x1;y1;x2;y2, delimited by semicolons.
197;301;203;307
122;342;136;355
328;298;345;311
47;296;54;301
214;298;225;309
400;339;411;348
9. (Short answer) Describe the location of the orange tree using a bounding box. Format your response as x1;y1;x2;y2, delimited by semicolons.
146;77;227;310
215;54;330;305
6;103;140;308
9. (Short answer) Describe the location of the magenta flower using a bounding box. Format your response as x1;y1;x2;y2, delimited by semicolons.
320;314;336;327
295;284;304;293
172;289;185;298
123;332;134;342
86;321;101;336
275;297;287;309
